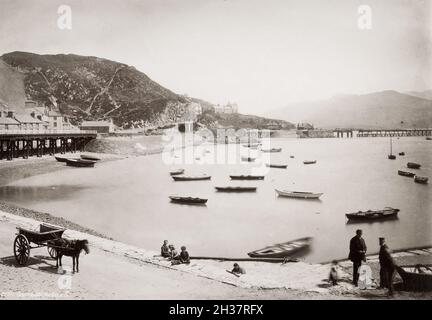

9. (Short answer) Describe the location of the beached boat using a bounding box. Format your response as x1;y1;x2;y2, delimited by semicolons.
345;207;399;221
426;137;432;141
80;154;101;161
241;156;256;162
261;148;282;153
398;152;405;156
414;176;429;184
172;175;211;181
266;164;287;169
55;156;69;162
65;159;96;167
169;169;185;176
230;175;265;180
275;189;323;199
303;160;317;165
169;196;208;204
215;186;257;192
398;170;415;177
407;162;421;169
396;264;432;291
248;237;312;259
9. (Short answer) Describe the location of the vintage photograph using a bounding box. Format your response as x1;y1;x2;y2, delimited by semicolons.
0;0;431;301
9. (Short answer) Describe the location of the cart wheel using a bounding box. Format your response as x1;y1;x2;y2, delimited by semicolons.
47;245;58;259
13;234;30;266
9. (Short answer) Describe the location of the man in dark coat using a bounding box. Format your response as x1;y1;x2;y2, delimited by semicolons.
379;237;396;297
348;229;367;286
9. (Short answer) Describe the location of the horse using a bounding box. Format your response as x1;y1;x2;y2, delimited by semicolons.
50;238;90;273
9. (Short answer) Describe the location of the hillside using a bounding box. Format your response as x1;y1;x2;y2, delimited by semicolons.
0;52;189;128
271;90;432;129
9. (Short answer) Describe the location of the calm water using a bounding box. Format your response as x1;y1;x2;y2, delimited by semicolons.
1;137;431;262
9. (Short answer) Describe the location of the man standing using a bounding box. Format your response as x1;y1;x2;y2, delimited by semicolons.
379;237;396;297
348;229;367;286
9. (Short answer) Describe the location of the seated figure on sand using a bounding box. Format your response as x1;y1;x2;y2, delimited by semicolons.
161;240;170;258
168;245;178;260
171;246;190;265
329;260;339;285
232;263;246;275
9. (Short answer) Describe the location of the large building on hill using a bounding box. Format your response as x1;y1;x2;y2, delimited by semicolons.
214;102;239;114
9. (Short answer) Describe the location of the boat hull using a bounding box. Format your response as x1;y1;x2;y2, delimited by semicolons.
215;187;257;192
248;237;312;259
398;170;415;177
396;265;432;291
172;176;211;181
169;169;185;176
55;156;69;162
303;161;316;165
407;162;421;169
414;176;429;184
169;196;208;204
80;155;101;161
266;164;287;169
345;208;399;221
230;175;265;180
65;159;96;167
275;189;322;199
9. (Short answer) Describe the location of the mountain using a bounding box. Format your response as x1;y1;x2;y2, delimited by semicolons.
0;51;188;128
271;90;432;129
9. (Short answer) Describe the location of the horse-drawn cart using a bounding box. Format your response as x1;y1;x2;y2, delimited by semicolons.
13;223;66;265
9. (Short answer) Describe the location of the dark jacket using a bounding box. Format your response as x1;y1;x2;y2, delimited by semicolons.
348;236;367;262
179;250;190;263
379;244;395;270
161;244;170;257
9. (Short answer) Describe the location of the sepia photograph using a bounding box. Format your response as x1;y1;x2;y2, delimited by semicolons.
0;0;431;305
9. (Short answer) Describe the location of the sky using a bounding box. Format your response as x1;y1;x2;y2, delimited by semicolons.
0;0;431;115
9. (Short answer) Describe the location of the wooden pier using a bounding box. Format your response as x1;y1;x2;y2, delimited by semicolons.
0;130;97;161
356;128;432;138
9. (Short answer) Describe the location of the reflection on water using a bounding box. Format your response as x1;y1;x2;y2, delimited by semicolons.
1;137;431;263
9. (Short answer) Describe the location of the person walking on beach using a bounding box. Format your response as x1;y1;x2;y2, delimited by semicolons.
379;237;396;297
348;229;367;286
161;240;170;258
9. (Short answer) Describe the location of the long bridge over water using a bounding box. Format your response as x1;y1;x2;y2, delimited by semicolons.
0;129;97;161
333;128;432;138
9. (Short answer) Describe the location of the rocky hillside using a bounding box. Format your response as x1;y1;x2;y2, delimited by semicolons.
271;90;432;129
0;52;189;128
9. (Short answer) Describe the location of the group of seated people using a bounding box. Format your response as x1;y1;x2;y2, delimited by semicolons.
161;240;190;265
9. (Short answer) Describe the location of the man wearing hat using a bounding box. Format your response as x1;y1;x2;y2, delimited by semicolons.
348;229;367;286
379;237;396;296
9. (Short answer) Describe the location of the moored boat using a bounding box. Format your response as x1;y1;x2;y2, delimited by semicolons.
169;169;185;176
243;143;260;148
275;189;323;199
172;175;211;181
261;148;282;153
230;175;265;180
398;152;405;156
169;196;208;204
407;162;421;169
215;186;257;192
345;207;399;221
266;163;287;169
414;175;429;184
398;170;415;177
303;160;317;165
248;237;312;258
80;154;101;161
65;159;96;167
241;156;256;162
396;264;432;291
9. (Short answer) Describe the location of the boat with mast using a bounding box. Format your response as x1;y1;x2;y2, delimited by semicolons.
388;137;396;160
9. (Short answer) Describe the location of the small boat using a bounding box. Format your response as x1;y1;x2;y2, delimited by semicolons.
388;137;396;159
398;170;415;177
55;156;69;162
275;189;323;199
80;154;101;161
426;137;432;141
266;164;287;169
230;175;265;180
396;264;432;291
414;176;429;184
243;143;260;148
248;237;312;259
303;160;317;165
65;159;96;167
241;156;256;162
345;207;399;221
169;196;208;205
398;152;405;156
172;175;211;181
290;155;295;158
261;148;282;153
169;169;185;176
407;162;421;169
215;186;257;192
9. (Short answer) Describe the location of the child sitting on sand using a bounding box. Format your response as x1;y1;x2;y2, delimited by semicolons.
329;260;339;285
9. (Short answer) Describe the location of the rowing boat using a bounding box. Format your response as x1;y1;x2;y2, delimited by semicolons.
65;159;96;167
396;264;432;291
248;237;312;259
169;196;208;204
407;162;421;169
230;175;265;180
80;154;101;161
215;186;257;192
169;169;185;176
345;207;399;221
261;148;282;153
275;189;323;199
303;160;317;165
266;164;287;169
172;175;211;181
414;176;429;184
55;156;70;162
398;170;415;177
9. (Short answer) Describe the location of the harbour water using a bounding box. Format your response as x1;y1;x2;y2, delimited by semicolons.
0;137;431;263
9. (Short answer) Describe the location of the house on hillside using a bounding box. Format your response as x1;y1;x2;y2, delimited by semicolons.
0;103;20;130
214;102;239;114
25;101;74;130
80;120;115;133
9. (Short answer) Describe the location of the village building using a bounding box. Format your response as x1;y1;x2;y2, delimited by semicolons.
25;100;74;130
80;120;115;134
0;103;20;130
214;102;239;114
